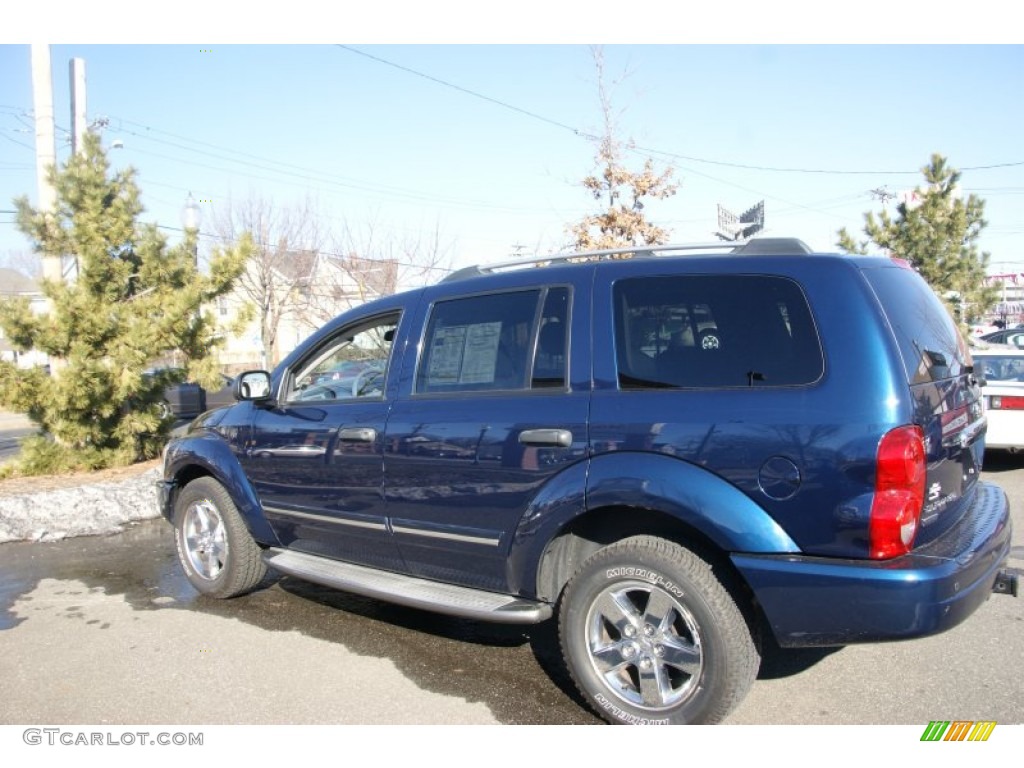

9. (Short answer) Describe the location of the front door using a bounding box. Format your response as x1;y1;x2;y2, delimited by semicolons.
241;312;404;571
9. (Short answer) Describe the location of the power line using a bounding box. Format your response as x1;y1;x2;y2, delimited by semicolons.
106;118;568;216
335;45;591;139
0;131;35;151
8;43;1024;180
122;140;555;216
334;46;1024;177
636;143;1024;176
122;119;863;232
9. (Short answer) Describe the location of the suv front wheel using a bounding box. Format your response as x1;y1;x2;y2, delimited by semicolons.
172;477;267;598
559;536;759;725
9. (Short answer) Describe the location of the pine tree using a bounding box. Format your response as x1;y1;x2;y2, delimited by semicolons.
0;133;250;473
837;154;996;324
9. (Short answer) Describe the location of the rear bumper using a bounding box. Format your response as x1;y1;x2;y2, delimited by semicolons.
734;482;1013;647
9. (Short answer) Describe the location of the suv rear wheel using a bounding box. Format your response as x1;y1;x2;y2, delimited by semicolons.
559;535;758;724
172;477;266;598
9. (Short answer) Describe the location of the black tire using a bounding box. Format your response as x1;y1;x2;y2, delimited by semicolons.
172;477;267;598
558;535;759;725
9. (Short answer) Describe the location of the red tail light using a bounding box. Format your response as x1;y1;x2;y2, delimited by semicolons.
990;395;1024;410
870;426;926;559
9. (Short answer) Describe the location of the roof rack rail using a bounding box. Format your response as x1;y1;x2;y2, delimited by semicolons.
733;237;813;255
442;237;814;283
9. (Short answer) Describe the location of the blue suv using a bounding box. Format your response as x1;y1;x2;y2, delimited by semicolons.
159;237;1017;724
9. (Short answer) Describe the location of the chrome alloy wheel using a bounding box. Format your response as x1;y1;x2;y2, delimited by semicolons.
584;580;704;710
182;499;228;581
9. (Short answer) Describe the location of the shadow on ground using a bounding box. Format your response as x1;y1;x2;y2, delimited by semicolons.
0;519;844;724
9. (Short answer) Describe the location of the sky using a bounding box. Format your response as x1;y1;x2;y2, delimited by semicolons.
2;8;1023;286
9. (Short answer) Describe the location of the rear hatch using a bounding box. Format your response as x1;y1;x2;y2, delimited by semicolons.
862;262;986;546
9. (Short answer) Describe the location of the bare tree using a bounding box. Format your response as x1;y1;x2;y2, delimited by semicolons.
337;215;451;293
294;215;452;334
0;250;42;279
212;194;325;368
569;46;679;251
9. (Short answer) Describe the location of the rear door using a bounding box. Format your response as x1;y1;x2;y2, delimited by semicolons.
862;263;986;544
383;280;590;594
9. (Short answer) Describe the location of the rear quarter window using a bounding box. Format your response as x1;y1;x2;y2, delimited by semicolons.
614;274;823;388
862;265;971;383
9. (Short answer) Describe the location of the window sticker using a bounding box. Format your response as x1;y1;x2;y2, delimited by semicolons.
425;321;503;386
426;326;468;385
460;322;501;384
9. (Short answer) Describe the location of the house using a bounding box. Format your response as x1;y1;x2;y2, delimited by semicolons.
1;253;400;377
214;251;398;372
985;272;1024;327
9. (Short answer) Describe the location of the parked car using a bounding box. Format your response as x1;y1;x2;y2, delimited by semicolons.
311;359;379;385
980;328;1024;348
303;359;386;399
159;237;1017;725
970;323;1001;337
150;369;236;420
158;379;204;420
973;349;1024;452
204;374;237;411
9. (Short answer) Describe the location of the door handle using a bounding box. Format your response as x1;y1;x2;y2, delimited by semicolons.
338;427;377;442
519;428;573;447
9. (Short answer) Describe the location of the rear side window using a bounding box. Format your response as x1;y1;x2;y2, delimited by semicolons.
614;275;823;389
863;265;971;384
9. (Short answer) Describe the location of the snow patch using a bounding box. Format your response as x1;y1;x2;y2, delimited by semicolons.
0;468;162;544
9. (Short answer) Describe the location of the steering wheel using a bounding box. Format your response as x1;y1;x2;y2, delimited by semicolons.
298;384;338;401
351;367;383;397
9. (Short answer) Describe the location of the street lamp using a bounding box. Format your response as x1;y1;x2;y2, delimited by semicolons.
181;192;201;267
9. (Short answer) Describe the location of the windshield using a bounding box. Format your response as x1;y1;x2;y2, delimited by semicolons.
973;354;1024;384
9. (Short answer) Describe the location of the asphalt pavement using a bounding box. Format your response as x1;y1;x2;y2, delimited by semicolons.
0;448;1021;727
0;411;33;465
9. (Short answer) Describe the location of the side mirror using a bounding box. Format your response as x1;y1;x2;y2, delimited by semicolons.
235;370;273;402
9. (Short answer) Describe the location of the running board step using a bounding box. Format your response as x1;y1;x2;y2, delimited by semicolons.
263;548;552;624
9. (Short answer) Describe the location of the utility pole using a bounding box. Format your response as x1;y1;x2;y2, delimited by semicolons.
70;58;87;155
30;44;60;283
62;56;89;282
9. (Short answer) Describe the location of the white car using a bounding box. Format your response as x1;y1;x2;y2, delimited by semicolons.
973;349;1024;452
